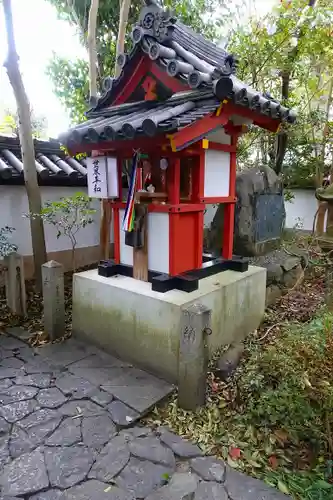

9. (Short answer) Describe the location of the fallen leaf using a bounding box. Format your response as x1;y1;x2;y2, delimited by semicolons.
303;374;312;388
247;459;262;468
229;447;241;459
313;480;332;490
268;455;278;469
211;381;219;392
227;456;239;468
274;429;289;444
277;480;289;495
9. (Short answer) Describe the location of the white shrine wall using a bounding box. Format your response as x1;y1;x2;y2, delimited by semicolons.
204;150;230;198
119;209;170;274
0;185;102;279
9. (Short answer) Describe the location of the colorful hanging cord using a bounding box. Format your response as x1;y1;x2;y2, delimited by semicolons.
122;151;139;232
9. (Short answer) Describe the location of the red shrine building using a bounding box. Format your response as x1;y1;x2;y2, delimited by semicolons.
61;0;295;293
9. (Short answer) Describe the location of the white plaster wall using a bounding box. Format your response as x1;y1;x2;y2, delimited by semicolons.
148;213;169;273
0;185;102;255
119;210;169;273
285;189;321;231
204;150;230;198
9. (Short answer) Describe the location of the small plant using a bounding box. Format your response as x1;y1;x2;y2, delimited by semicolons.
0;226;17;259
28;193;96;272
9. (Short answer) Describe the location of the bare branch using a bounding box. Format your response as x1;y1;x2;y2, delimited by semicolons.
115;0;131;77
87;0;99;99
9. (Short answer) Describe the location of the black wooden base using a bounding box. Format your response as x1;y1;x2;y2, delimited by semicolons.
98;255;249;293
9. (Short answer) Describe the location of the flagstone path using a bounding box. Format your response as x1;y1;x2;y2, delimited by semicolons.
0;329;289;499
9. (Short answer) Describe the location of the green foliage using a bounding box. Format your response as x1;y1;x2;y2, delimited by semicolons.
47;57;89;124
0;226;17;258
239;315;333;446
47;0;333;186
0;114;16;135
228;0;333;185
46;0;222;124
40;192;95;242
29;193;96;270
0;109;48;138
150;312;333;500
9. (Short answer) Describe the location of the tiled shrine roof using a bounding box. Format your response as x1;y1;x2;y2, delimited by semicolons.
62;90;220;146
88;0;295;121
60;0;295;150
0;135;87;186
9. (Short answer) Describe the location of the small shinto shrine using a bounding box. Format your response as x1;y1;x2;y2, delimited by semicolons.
61;0;295;293
63;1;295;383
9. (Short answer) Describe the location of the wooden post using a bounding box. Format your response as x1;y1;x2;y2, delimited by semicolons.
4;252;26;316
100;200;112;260
222;134;238;260
178;303;211;411
316;201;327;236
42;260;65;341
133;205;148;281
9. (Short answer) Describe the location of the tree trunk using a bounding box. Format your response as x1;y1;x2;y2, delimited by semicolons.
115;0;131;78
315;78;333;236
87;0;99;101
274;0;317;175
319;78;333;183
3;0;47;291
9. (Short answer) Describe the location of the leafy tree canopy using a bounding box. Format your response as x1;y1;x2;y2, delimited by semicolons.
227;0;333;186
46;0;333;187
47;0;221;123
0;108;48;138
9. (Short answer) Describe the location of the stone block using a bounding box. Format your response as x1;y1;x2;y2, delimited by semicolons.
281;257;301;272
266;285;283;307
42;260;65;341
209;166;285;257
178;303;210;411
88;436;130;482
215;343;244;381
44;446;95;489
4;253;26;316
282;264;303;288
0;449;48;496
72;267;266;384
266;264;283;285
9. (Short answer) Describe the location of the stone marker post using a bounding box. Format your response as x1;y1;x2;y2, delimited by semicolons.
4;252;26;316
178;303;211;411
42;260;65;340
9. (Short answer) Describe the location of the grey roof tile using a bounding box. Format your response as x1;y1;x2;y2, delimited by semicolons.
62;91;221;146
86;1;294;125
0;135;87;186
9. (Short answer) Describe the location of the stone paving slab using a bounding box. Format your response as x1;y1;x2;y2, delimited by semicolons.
0;331;289;499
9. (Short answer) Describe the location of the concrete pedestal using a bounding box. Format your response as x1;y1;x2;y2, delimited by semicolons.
72;266;266;384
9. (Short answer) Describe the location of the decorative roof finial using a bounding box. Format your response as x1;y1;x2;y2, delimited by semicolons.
134;0;176;44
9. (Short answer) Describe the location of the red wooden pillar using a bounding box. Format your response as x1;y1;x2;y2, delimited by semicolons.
168;157;180;276
192;153;205;268
191;152;205;203
117;156;123;201
113;207;120;263
112;156;123;264
167;157;180;204
222;135;238;259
